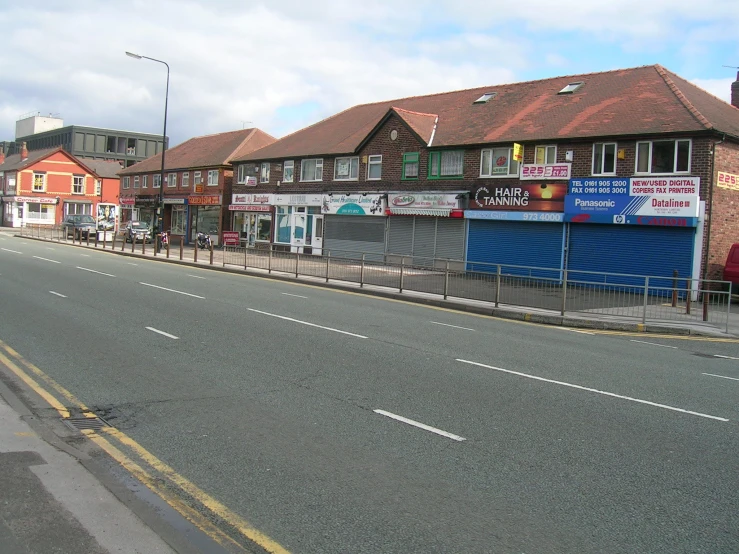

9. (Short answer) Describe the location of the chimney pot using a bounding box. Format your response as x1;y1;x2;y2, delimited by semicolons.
20;141;28;161
0;146;5;165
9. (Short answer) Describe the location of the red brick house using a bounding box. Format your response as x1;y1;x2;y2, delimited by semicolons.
0;143;121;228
232;65;739;283
118;128;275;245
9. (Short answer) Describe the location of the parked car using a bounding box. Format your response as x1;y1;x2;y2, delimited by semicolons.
62;214;97;239
125;221;151;243
723;243;739;293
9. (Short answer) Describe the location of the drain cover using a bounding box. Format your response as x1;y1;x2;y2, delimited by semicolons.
62;416;110;431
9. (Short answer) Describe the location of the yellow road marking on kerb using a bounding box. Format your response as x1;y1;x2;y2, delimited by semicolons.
0;339;290;554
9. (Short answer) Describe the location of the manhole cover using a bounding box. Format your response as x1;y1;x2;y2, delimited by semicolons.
62;416;110;431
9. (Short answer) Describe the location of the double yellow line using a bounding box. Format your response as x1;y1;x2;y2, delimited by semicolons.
0;338;289;554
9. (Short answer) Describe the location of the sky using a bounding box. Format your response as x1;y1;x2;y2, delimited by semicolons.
1;0;738;147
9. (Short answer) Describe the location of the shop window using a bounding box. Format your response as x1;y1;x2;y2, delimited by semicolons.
275;206;291;243
593;143;617;175
123;177;130;189
334;157;359;180
535;145;556;164
283;160;294;182
429;151;464;179
167;173;177;187
72;175;84;194
208;170;219;186
182;172;189;188
402;153;419;180
33;172;46;192
300;159;323;182
480;147;520;177
367;155;382;180
635;139;691;174
260;162;270;183
171;206;186;234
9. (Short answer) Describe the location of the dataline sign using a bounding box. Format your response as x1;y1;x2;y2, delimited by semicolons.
565;194;700;226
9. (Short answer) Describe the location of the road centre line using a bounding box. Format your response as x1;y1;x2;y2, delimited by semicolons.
77;267;116;277
702;373;739;382
457;359;729;422
282;292;308;299
187;274;206;279
33;255;60;264
714;354;739;360
374;409;466;441
1;247;22;254
139;282;204;299
49;291;67;298
630;340;678;349
247;308;367;338
80;253;90;257
127;262;139;266
430;321;475;331
146;327;179;340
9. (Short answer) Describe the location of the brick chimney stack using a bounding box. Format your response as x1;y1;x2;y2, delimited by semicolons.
20;141;28;161
733;71;739;109
0;147;5;165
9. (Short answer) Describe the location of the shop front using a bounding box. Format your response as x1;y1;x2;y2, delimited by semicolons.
385;193;466;266
135;195;159;229
188;194;222;246
229;193;273;247
2;195;58;228
564;176;702;287
322;193;386;259
119;197;137;228
465;183;567;277
163;198;188;243
273;194;323;254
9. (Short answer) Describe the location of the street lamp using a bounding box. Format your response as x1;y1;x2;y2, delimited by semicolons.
126;51;169;244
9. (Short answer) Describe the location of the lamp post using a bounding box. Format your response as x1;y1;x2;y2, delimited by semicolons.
126;51;169;244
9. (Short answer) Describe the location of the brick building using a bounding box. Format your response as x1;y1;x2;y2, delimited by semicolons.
118;128;275;245
232;65;739;284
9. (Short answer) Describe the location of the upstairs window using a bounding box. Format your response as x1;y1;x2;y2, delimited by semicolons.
167;173;177;187
237;164;247;184
72;175;84;194
142;175;148;188
182;172;190;187
429;151;464;179
95;179;101;196
636;139;691;174
301;159;323;182
208;170;219;186
194;171;202;185
402;153;419;180
133;176;139;189
535;145;556;164
153;174;161;188
480;147;520;177
334;157;359;180
367;155;382;180
123;176;130;190
283;160;294;183
33;172;46;192
260;162;270;183
593;143;617;175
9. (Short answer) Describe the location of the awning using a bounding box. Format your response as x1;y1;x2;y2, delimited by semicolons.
389;207;452;217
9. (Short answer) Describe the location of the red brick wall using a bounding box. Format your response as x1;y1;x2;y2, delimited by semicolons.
706;139;739;280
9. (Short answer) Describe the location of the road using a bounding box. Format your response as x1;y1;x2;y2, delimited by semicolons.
1;234;738;553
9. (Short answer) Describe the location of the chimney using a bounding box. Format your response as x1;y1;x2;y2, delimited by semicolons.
732;71;739;109
0;147;4;165
20;141;28;161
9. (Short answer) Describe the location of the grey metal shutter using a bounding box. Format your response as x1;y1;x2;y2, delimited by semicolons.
434;219;466;261
388;217;414;256
323;215;386;260
413;217;436;264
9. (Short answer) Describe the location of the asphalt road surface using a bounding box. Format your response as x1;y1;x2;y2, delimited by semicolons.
1;235;738;553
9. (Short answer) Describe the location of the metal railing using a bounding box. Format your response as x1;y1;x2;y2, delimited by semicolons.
19;225;733;332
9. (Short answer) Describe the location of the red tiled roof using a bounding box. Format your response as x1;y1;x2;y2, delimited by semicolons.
392;108;438;145
118;128;276;175
0;147;60;172
238;65;739;161
81;158;123;179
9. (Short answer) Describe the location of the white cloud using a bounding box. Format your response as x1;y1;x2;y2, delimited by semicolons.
690;78;734;103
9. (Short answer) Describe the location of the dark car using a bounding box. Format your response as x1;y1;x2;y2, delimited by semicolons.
62;214;97;239
125;221;152;243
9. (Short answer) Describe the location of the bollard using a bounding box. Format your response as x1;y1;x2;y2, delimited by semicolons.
209;242;214;265
142;237;146;256
166;237;170;259
671;269;678;307
560;269;568;316
111;231;116;251
132;234;136;253
443;260;450;300
399;257;405;293
153;235;158;257
703;290;710;322
86;230;90;246
179;237;184;260
103;230;107;249
360;253;365;288
94;230;99;248
325;252;330;283
194;242;198;263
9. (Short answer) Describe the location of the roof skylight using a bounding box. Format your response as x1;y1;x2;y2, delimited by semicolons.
473;92;497;104
558;82;584;94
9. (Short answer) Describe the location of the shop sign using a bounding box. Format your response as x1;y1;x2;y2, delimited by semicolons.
321;194;385;215
718;171;739;191
163;198;187;204
228;204;272;212
565;194;700;226
222;231;240;246
388;193;460;210
273;193;322;206
521;163;571;180
14;196;57;204
465;210;564;223
195;184;204;193
188;195;221;205
569;177;630;195
119;197;136;206
135;196;158;205
629;177;699;196
232;193;273;205
472;183;566;211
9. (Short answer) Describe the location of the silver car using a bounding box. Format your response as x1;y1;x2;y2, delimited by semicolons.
124;221;151;243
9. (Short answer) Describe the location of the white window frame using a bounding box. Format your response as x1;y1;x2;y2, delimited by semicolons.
207;169;219;186
237;164;247;184
153;174;161;188
194;171;202;185
167;173;177;188
123;176;130;190
72;175;84;194
367;155;382;180
260;162;270;183
300;158;324;182
182;172;189;188
635;139;692;175
283;160;294;183
334;157;359;181
535;145;557;165
32;172;46;192
592;143;617;175
133;176;139;189
95;179;101;196
480;147;521;177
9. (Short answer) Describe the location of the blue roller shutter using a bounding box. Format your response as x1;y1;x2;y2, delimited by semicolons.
567;224;695;289
466;220;565;278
